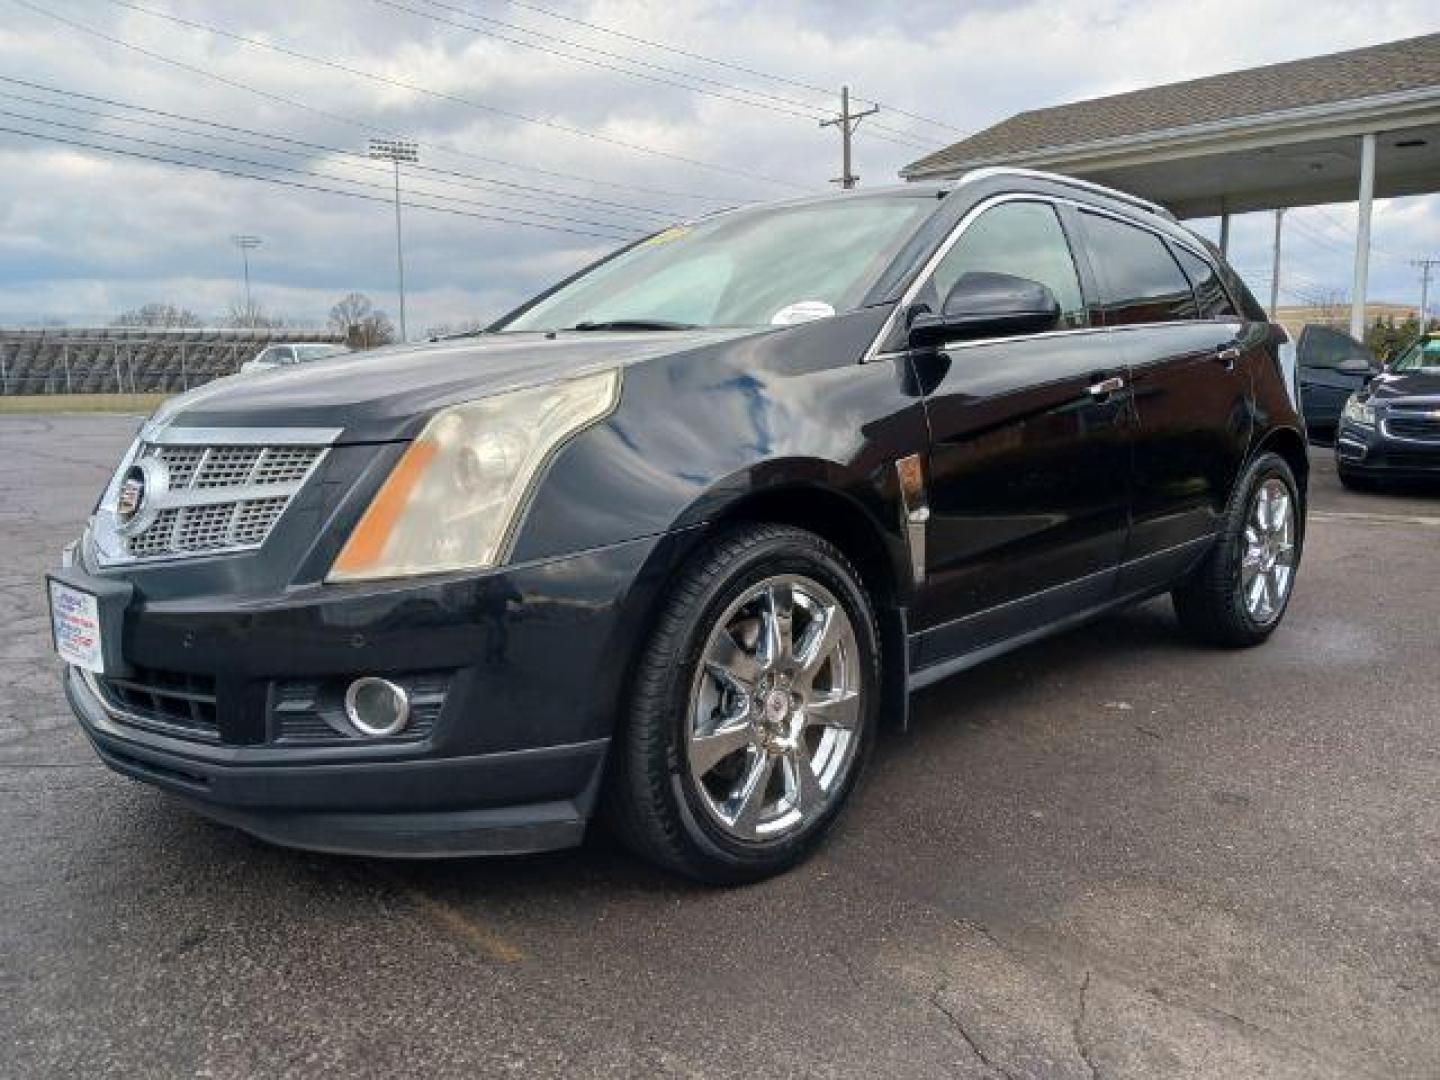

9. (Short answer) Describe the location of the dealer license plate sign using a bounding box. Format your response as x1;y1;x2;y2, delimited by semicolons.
49;580;106;673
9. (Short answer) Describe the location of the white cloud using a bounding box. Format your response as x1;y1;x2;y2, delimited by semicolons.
1;0;1437;331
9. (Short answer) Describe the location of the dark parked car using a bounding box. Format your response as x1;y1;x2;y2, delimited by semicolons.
1295;324;1380;442
1336;332;1440;488
48;169;1307;883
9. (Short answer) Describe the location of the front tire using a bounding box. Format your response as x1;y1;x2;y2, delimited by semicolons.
1172;452;1302;648
604;524;879;884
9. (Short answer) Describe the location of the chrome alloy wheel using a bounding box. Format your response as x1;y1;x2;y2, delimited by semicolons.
1241;478;1296;625
686;575;862;842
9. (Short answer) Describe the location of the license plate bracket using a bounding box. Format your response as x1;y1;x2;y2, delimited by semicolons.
47;568;133;677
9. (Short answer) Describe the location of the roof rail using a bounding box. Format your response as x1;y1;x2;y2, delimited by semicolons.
958;166;1176;220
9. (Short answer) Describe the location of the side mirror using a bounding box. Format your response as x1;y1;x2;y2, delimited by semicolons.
909;272;1061;348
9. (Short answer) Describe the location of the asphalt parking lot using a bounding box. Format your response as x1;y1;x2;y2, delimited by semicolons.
2;414;1438;1079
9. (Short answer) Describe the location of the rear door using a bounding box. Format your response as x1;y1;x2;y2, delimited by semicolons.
908;198;1134;665
1074;210;1253;591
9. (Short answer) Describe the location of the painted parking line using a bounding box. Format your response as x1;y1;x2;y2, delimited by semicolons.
1309;510;1440;528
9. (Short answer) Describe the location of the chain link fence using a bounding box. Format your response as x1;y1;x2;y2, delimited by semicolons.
0;328;344;396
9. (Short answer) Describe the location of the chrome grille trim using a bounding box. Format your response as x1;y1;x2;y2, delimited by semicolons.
1382;413;1440;444
92;429;333;565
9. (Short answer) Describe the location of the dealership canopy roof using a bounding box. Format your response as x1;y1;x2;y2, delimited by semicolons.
900;33;1440;335
901;33;1440;218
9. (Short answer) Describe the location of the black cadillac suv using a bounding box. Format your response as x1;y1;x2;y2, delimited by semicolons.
49;168;1307;883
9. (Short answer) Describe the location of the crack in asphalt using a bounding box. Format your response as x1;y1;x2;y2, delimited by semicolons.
928;987;1017;1080
1073;970;1100;1080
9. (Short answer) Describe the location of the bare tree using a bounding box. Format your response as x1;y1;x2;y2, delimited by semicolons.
224;299;286;330
329;292;396;349
1289;287;1349;329
113;302;202;328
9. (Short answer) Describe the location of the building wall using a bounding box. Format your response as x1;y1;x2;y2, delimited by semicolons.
1273;302;1418;341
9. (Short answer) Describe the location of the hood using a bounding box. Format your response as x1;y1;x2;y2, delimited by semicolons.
1366;369;1440;404
146;328;759;443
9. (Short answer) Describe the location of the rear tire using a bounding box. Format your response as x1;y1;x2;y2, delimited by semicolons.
604;523;879;884
1172;452;1301;648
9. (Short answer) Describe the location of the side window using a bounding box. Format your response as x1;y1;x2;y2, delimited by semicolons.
922;201;1087;329
1081;212;1197;325
1174;246;1239;319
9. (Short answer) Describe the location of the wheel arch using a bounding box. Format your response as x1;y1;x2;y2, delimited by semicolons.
1252;425;1310;505
604;473;914;739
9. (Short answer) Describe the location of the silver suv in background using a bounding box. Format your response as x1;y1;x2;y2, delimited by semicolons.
239;342;350;374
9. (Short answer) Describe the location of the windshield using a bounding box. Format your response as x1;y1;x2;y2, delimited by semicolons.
1392;338;1440;372
294;344;347;361
498;196;938;333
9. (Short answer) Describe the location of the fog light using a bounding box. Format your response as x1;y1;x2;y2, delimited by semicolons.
344;677;410;737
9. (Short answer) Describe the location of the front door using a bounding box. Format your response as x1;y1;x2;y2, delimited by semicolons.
907;199;1134;667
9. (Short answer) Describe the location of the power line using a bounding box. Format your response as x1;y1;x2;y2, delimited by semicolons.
0;76;675;223
475;0;967;135
1295;206;1418;263
0;106;643;237
93;0;812;191
0;122;640;241
377;0;940;151
376;0;823;121
3;1;738;208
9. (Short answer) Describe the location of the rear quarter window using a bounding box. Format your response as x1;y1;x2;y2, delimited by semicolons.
1174;246;1239;320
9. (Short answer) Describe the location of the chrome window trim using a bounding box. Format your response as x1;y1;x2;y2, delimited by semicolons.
862;191;1068;364
1071;202;1243;321
956;167;1174;220
862;186;1242;364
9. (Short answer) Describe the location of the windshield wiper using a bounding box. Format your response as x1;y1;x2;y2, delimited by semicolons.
568;319;699;331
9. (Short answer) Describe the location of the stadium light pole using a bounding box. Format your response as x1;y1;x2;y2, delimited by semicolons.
231;234;261;325
368;138;419;341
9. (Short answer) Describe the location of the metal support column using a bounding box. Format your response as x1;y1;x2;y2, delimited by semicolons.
1350;132;1376;341
1218;198;1230;257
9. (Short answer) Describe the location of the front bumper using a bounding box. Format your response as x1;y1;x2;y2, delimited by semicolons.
57;533;670;857
1335;420;1440;477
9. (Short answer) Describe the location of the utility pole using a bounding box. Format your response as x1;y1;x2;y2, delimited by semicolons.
819;86;878;190
1269;208;1285;320
231;234;261;325
1413;257;1439;328
368;138;419;341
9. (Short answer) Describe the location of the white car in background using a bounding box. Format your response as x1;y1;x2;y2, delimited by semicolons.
239;343;350;374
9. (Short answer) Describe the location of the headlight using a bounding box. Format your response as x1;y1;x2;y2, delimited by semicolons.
1341;394;1375;428
328;369;620;581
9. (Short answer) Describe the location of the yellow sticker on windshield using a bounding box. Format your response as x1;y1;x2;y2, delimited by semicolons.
643;225;692;246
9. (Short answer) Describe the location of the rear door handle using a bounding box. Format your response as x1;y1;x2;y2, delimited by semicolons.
1087;375;1125;398
1215;346;1241;368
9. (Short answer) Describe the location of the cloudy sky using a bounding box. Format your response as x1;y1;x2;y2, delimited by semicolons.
1;0;1437;335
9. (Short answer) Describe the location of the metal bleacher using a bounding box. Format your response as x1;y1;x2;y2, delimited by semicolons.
0;327;344;395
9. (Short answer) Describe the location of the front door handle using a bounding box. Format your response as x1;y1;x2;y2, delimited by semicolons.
1215;345;1241;369
1087;375;1125;398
